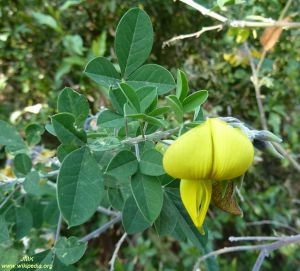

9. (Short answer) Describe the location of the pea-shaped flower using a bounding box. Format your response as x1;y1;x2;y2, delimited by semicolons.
163;118;254;233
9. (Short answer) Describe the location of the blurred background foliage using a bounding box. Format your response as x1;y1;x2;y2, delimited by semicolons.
0;0;299;270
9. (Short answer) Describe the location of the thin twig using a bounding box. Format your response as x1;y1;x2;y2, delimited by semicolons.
229;236;285;242
179;0;300;28
193;234;300;271
244;42;268;130
163;25;223;48
179;0;228;23
122;128;179;145
252;249;269;271
109;233;128;271
244;44;300;173
79;214;122;243
168;0;300;47
97;206;119;216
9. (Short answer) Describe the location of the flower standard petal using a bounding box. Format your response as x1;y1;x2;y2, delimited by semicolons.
163;121;213;180
210;118;254;180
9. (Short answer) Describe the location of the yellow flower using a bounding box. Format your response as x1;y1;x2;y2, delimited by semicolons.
163;118;254;233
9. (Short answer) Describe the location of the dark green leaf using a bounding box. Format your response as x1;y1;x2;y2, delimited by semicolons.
84;57;120;88
57;147;104;227
166;95;183;122
136;86;157;113
55;236;87;265
6;207;33;239
115;8;153;78
43;200;60;226
154;193;178;236
109;88;127;115
119;83;141;112
24;171;53;196
0;215;11;246
53;255;77;271
165;188;207;249
140;149;165;176
176;69;189;101
131;172;163;223
127;64;175;95
51;113;87;146
13;153;32;176
127;113;167;127
57;143;78;162
107;185;131;211
97;110;124;128
182;90;208;113
57;87;89;127
194;106;205;122
0;120;26;153
122;195;151;234
25;123;44;146
105;150;138;179
148;106;170;117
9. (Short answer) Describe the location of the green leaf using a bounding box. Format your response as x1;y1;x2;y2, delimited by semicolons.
0;120;26;153
154;193;178;236
166;95;183;122
43;200;60;226
109;88;127;115
127;64;176;95
97;110;124;128
6;207;33;239
55;236;87;265
136;86;157;112
24;171;53;196
0;215;11;246
119;83;141;112
127;113;167;127
31;12;61;32
148;106;170;117
58;87;89;127
194;106;205;122
140;149;165;176
57;143;77;162
63;34;84;55
51;113;87;146
91;31;106;57
122;195;151;234
53;255;77;271
131;172;163;223
45;123;56;136
182;90;208;113
115;8;153;78
84;57;121;88
105;150;138;179
13;153;32;176
57;147;104;227
176;69;189;101
25;123;44;146
107;185;131;211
